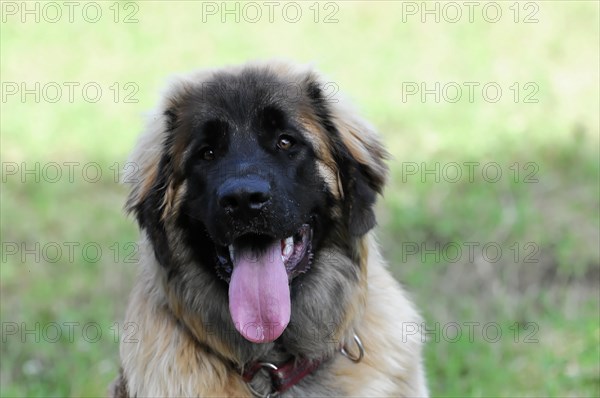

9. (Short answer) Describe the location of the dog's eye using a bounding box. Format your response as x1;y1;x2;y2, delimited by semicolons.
277;135;295;151
200;147;215;161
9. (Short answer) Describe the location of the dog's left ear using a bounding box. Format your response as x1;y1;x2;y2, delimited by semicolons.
304;77;389;236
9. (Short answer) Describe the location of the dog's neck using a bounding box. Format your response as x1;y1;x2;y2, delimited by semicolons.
156;234;369;391
166;275;366;368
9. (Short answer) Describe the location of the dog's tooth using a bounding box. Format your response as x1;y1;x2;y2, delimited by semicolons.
283;237;294;258
228;245;235;261
283;246;292;259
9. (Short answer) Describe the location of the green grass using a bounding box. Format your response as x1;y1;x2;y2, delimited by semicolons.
1;1;599;396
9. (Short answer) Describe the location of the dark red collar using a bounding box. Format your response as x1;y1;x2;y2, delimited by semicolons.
242;356;324;395
241;334;364;396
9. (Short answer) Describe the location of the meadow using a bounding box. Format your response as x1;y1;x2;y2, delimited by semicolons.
1;1;598;396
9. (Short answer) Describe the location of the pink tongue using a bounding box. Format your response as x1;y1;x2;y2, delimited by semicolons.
228;241;291;343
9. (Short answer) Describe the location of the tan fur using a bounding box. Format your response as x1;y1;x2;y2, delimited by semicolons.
316;160;343;203
297;106;336;165
163;279;240;364
119;240;252;396
332;235;428;396
161;180;186;221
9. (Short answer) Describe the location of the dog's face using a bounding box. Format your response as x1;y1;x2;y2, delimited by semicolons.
127;63;388;351
180;73;335;342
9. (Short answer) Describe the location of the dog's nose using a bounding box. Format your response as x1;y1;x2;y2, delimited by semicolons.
218;178;271;216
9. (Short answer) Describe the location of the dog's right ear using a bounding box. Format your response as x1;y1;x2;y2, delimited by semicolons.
124;73;198;219
124;110;169;225
124;106;181;267
124;79;190;222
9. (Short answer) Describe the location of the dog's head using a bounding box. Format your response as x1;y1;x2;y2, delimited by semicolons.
126;62;388;348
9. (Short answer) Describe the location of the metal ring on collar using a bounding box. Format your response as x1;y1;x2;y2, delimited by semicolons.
247;362;279;398
340;334;364;363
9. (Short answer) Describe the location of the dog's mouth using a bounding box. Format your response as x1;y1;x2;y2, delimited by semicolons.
213;224;313;343
215;224;313;281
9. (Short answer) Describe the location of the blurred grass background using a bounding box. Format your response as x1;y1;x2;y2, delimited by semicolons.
1;1;598;396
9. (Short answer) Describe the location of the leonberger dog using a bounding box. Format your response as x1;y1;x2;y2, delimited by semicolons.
111;61;427;397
